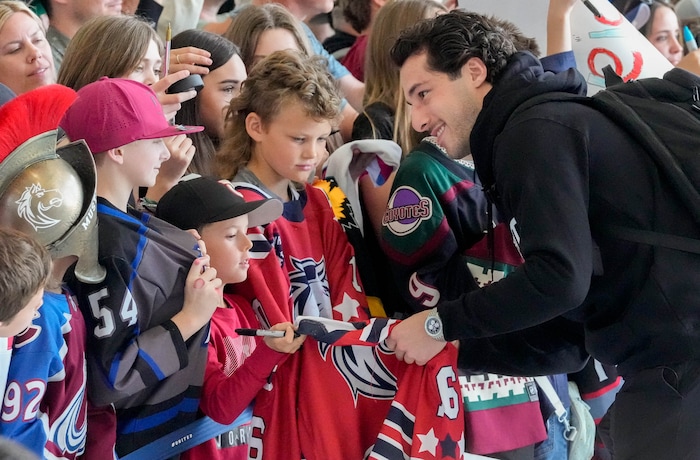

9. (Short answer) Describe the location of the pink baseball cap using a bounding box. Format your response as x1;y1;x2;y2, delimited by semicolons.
59;77;204;154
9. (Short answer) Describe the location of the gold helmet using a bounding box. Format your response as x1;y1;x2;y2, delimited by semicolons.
0;85;105;283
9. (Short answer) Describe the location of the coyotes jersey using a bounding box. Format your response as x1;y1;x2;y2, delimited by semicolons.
0;290;87;459
250;317;465;460
381;140;546;454
381;139;523;310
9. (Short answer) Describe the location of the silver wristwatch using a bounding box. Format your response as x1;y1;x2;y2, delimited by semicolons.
424;307;445;341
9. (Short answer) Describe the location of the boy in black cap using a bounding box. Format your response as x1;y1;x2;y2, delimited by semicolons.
156;176;305;460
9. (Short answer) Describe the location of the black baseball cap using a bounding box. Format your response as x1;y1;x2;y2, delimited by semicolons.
156;176;282;230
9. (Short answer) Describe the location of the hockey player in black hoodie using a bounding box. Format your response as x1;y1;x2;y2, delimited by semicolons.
384;10;700;460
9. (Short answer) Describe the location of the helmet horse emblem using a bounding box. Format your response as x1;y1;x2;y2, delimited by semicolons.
16;183;63;231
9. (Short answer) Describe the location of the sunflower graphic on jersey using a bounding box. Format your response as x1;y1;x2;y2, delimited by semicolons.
312;176;359;232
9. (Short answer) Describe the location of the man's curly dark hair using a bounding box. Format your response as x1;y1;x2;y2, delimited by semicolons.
390;10;517;83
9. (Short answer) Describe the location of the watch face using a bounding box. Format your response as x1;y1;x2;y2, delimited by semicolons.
426;317;442;336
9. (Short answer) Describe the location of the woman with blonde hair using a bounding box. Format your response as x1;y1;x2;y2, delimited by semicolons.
349;0;446;269
354;0;446;149
0;0;54;95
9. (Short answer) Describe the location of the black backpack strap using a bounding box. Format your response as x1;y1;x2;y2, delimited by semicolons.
605;225;700;254
602;64;624;87
592;82;700;227
511;88;700;256
589;71;700;253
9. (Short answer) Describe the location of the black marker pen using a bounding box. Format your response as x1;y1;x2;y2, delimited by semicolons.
235;328;286;338
582;0;602;18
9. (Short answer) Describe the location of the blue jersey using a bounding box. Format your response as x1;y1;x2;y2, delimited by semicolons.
0;290;88;459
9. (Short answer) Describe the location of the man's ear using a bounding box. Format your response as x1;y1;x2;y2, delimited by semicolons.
245;112;264;142
462;57;489;87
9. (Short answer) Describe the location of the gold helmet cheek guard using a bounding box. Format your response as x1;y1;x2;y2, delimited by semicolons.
0;130;106;284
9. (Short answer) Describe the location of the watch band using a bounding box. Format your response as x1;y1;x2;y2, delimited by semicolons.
424;307;445;341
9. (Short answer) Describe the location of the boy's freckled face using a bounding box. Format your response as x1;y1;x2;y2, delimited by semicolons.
199;214;253;285
0;288;43;338
248;100;331;192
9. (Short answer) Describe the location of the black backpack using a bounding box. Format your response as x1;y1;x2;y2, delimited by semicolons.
516;66;700;253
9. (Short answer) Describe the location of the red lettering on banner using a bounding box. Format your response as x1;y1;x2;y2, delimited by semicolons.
594;10;623;26
588;48;644;82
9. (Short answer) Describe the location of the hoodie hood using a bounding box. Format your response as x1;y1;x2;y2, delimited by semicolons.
471;52;587;190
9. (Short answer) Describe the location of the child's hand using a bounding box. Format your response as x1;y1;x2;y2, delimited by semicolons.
162;134;195;178
678;49;700;76
172;253;222;340
263;322;306;354
144;134;195;202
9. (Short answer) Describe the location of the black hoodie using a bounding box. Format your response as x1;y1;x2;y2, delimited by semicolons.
442;52;700;375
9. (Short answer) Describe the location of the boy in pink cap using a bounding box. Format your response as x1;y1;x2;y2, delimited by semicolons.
60;77;223;457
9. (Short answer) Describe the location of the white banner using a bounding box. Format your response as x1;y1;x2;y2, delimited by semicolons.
458;0;673;94
570;0;673;94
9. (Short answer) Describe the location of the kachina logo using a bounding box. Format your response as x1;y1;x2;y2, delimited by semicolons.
383;186;432;236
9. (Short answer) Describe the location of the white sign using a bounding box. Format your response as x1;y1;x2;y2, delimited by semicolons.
458;0;673;94
570;0;673;93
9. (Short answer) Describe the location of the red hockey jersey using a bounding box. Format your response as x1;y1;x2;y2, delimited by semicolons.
182;293;289;460
249;317;465;460
231;180;370;325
